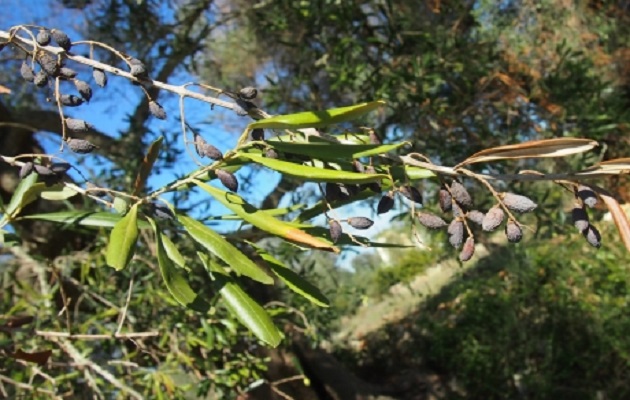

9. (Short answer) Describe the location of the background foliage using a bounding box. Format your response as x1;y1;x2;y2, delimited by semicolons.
2;1;630;399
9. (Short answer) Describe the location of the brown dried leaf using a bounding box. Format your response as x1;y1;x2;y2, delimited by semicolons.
1;315;34;329
459;138;598;166
577;158;630;176
8;349;52;365
600;192;630;253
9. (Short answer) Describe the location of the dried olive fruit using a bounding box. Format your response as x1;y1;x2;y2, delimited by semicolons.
151;202;175;220
216;169;238;192
329;220;342;243
367;182;382;193
33;71;48;87
377;192;395;214
459;237;475;262
149;101;166;120
583;225;601;248
239;87;258;100
34;164;55;176
66;138;97;154
251;128;265;141
42;174;62;187
193;133;208;158
449;181;472;209
467;210;485;226
368;130;381;145
347;217;374;230
60;94;84;107
65;118;91;132
501;193;537;213
325;183;342;202
399;185;423;205
451;203;464;218
572;205;589;233
265;148;278;159
51;29;72;51
417;212;447;229
59;67;77;79
345;184;360;196
21;62;35;82
352;160;365;174
50;162;71;174
448;220;464;248
36;29;51;46
364;166;381;192
482;206;504;232
93;68;107;87
73;79;92;102
128;58;147;77
505;220;523;243
577;185;598;208
38;53;59;76
201;144;223;160
447;218;462;235
19;162;34;179
233;99;250;116
438;186;452;213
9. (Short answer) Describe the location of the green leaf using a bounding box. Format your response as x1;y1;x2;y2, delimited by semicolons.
161;233;188;271
113;197;129;214
194;180;338;253
20;211;151;229
238;153;388;184
148;218;210;312
199;254;282;347
2;173;39;223
258;141;407;160
249;243;329;307
205;204;306;222
247;100;385;130
178;214;273;284
106;204;139;270
39;185;79;201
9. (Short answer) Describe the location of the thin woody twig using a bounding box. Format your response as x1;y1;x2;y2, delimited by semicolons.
54;339;144;400
36;330;158;340
116;277;134;335
0;30;238;112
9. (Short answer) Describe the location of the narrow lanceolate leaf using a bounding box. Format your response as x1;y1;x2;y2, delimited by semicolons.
178;215;273;284
161;233;188;270
133;136;163;196
3;173;39;222
600;192;630;253
148;218;209;312
247;100;386;130
238;153;388;184
20;211;150;229
39;185;78;201
194;179;339;253
249;243;330;307
261;141;407;161
106;204;139;270
458;138;598;166
576;158;630;176
200;254;282;347
207;204;307;221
